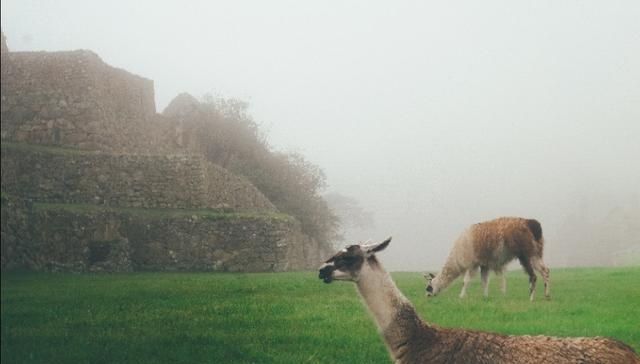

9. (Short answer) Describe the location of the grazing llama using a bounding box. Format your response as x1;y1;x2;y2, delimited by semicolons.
426;217;550;300
318;238;639;364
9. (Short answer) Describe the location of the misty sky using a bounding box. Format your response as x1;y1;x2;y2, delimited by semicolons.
2;1;639;271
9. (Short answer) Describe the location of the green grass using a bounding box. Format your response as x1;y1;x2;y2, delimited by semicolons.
2;267;639;363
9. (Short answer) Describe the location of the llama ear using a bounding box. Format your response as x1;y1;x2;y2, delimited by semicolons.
365;237;391;255
424;273;435;280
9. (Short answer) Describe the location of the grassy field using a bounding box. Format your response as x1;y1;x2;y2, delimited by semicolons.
2;267;639;363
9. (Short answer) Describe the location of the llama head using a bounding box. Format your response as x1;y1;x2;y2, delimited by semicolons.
424;273;439;296
318;237;391;284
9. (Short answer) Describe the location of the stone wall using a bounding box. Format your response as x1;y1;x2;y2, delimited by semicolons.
1;199;320;272
1;143;276;212
1;49;158;152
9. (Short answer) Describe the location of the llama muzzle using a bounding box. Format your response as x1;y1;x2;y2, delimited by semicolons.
318;265;334;283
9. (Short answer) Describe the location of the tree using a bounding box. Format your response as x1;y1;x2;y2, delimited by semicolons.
163;93;339;247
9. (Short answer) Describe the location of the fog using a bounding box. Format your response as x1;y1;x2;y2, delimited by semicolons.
3;1;639;271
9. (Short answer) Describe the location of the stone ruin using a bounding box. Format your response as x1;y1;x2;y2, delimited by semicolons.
0;31;331;272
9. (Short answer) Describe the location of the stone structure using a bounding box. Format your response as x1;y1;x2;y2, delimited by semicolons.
1;198;324;272
0;31;330;272
1;143;276;211
1;49;159;151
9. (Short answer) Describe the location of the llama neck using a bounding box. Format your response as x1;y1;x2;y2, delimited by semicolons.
356;258;433;359
433;234;472;291
434;258;465;291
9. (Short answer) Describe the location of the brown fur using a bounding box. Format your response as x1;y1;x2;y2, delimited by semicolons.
471;217;543;268
429;217;550;299
386;305;639;364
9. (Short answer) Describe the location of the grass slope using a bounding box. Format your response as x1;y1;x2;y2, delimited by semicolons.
2;267;638;363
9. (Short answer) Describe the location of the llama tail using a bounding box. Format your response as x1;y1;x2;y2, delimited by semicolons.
526;219;543;242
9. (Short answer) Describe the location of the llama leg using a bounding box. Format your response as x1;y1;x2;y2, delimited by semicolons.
519;257;537;301
533;258;551;299
459;269;473;298
500;270;507;295
480;266;490;297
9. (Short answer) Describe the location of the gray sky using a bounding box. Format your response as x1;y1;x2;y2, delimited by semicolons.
3;0;639;271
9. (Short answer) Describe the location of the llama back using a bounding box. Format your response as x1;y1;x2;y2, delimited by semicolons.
402;326;639;364
445;217;529;263
496;334;640;364
471;217;544;263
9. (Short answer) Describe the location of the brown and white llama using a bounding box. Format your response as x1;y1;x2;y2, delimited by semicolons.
318;238;639;364
426;217;550;300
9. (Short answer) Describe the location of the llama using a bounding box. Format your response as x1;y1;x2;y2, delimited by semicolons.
426;217;550;300
318;238;639;364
